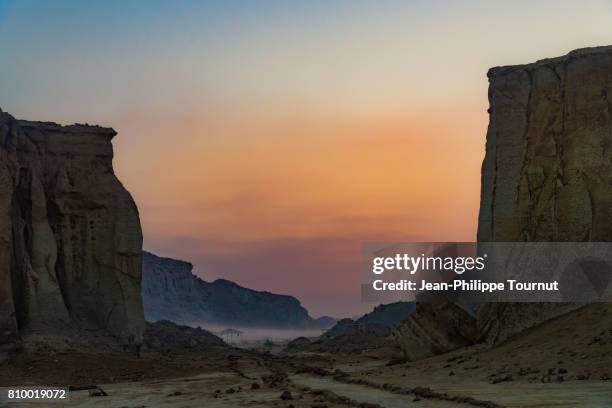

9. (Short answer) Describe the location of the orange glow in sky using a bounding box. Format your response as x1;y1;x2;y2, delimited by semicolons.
3;1;612;316
112;103;486;316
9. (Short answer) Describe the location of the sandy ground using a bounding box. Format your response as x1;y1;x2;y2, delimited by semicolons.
2;304;612;407
4;349;611;408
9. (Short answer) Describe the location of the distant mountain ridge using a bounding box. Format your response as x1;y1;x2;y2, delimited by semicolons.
141;251;335;329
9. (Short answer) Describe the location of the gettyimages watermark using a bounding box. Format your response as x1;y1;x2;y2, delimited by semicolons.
361;242;612;303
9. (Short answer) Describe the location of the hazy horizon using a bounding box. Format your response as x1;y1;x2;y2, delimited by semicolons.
3;0;612;316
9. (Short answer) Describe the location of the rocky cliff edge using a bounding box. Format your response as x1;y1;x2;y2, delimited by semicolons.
0;110;144;360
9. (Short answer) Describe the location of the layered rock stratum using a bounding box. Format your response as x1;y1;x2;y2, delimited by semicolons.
478;46;612;343
142;251;332;329
393;47;612;357
393;302;479;360
0;110;144;360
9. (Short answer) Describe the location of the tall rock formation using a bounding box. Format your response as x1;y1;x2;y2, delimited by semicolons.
478;46;612;343
0;111;144;359
142;251;323;328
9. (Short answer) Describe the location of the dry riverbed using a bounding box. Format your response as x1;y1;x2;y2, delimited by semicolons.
5;350;611;408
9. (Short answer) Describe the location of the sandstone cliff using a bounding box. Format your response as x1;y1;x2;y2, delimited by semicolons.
142;251;325;328
478;46;612;343
0;111;144;359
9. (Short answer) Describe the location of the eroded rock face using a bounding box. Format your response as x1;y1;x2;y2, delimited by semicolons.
478;46;612;343
0;111;144;357
393;302;480;361
142;251;318;328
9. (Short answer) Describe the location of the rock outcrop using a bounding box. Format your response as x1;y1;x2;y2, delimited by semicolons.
0;111;144;359
393;302;480;361
143;320;228;355
323;302;415;339
478;46;612;343
142;251;323;328
356;302;415;327
323;318;390;339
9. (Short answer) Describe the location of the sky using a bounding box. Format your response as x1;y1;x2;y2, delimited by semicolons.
2;0;612;317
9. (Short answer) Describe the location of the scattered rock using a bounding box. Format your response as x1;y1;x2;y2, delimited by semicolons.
88;387;108;397
262;372;288;387
518;367;540;376
386;358;407;366
489;373;512;384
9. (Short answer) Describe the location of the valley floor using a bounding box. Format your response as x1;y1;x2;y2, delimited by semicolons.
2;304;612;407
2;348;611;407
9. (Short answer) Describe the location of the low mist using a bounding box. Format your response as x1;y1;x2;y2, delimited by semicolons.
185;322;327;346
